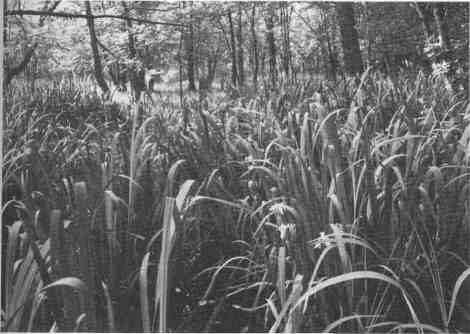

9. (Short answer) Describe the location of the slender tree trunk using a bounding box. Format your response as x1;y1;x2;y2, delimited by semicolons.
330;19;340;78
410;4;433;73
195;21;201;88
122;1;145;97
336;2;363;75
3;0;7;42
432;3;451;51
320;8;336;80
432;3;457;90
206;50;218;90
186;20;196;91
250;4;258;91
265;6;277;88
178;30;184;108
121;2;136;57
237;4;244;86
319;37;329;78
30;55;38;91
280;4;291;80
326;31;336;80
228;10;238;87
414;3;433;41
85;0;109;93
260;49;265;82
364;3;372;66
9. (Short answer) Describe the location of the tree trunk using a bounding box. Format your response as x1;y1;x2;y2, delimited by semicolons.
260;49;265;82
265;6;277;88
280;3;291;80
3;0;7;42
85;0;109;93
326;30;337;80
121;1;145;98
186;19;196;91
320;7;337;80
414;3;434;41
121;2;136;58
209;52;218;88
237;4;244;86
364;3;372;66
319;37;329;78
250;4;258;91
432;4;451;52
432;3;457;90
410;4;433;73
178;30;184;108
227;10;238;87
336;2;363;75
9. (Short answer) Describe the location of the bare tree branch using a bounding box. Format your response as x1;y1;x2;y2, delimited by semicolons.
6;9;187;27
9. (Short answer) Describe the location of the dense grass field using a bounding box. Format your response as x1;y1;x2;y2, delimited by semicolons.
2;71;470;332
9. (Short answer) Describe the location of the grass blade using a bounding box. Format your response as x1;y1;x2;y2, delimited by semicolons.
139;252;151;333
446;267;470;327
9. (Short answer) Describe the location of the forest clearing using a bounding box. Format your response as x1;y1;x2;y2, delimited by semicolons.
2;1;470;332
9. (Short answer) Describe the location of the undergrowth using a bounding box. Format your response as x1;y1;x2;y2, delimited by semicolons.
2;72;470;333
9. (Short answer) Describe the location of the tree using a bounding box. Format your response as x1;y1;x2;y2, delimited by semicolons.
432;3;451;52
250;4;259;90
280;3;292;79
317;4;339;80
4;1;61;87
237;4;244;87
265;4;277;88
412;3;464;89
5;1;468;93
85;1;109;93
185;4;196;91
413;3;433;41
227;9;238;87
121;2;145;97
336;2;363;75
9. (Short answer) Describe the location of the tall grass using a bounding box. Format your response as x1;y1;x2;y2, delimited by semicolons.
2;71;469;332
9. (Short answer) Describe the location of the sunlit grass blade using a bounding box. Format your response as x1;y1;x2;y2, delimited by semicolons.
101;282;115;332
139;252;151;332
446;267;470;327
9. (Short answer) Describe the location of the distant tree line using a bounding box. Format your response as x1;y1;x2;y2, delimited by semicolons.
4;2;469;93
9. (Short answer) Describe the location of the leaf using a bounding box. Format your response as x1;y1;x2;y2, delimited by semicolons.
447;267;470;327
201;256;253;302
175;179;196;212
371;135;426;155
166;159;186;197
390;323;444;333
188;196;250;213
277;246;286;305
266;298;280;321
40;277;87;293
73;314;87;332
5;221;24;311
324;314;379;333
139;252;151;333
295;271;402;310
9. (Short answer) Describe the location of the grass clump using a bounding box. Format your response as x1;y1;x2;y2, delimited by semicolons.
2;71;470;332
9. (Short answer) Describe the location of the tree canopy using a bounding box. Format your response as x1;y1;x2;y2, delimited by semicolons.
5;1;468;93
